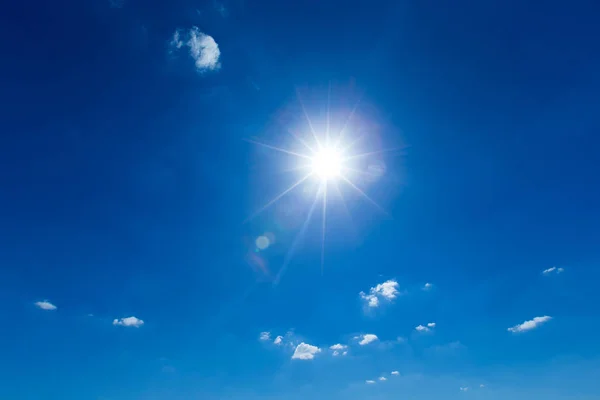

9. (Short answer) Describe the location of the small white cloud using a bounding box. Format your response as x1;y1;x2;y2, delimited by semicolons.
360;279;400;308
259;331;271;341
35;300;57;311
460;387;469;391
330;343;347;350
423;282;433;290
273;335;283;345
187;27;220;71
379;376;387;381
508;316;552;333
113;316;144;328
480;384;485;388
366;380;376;384
427;322;436;328
415;325;430;332
332;350;339;356
358;334;378;345
391;371;400;375
292;342;321;360
169;27;221;72
542;266;564;275
342;351;348;356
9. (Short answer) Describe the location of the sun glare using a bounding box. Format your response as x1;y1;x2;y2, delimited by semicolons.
245;90;396;279
311;147;343;181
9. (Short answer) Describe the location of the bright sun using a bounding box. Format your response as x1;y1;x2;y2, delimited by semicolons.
311;147;343;181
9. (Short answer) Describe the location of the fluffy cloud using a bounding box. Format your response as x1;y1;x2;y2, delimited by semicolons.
391;371;400;375
292;342;321;360
113;316;144;328
427;322;436;328
542;266;564;275
366;380;376;384
360;279;400;308
35;300;57;311
508;316;552;333
423;282;433;290
460;387;469;391
273;335;283;345
379;376;387;381
357;334;378;345
330;344;347;350
259;331;271;341
169;27;221;72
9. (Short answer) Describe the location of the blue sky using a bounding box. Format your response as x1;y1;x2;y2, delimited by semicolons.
1;0;600;399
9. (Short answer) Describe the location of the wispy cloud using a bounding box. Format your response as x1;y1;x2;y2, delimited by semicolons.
273;335;283;345
508;316;552;333
542;266;564;275
415;323;435;333
35;300;57;311
213;0;228;17
365;380;376;384
379;376;387;381
460;387;469;391
169;27;221;72
360;279;400;308
357;334;378;345
109;0;125;8
330;343;347;350
291;342;321;360
259;331;271;341
423;282;433;291
113;316;144;328
391;371;400;375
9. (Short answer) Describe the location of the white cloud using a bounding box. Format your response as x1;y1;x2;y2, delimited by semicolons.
460;387;469;391
360;279;400;308
332;350;339;356
366;380;376;384
415;325;430;332
508;316;552;333
391;371;400;375
342;351;348;356
35;300;57;311
259;331;271;341
330;343;347;350
542;266;564;275
113;316;144;328
480;384;485;388
427;322;436;328
423;282;433;290
273;335;283;345
292;342;321;360
358;334;378;345
379;376;387;381
169;27;221;72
